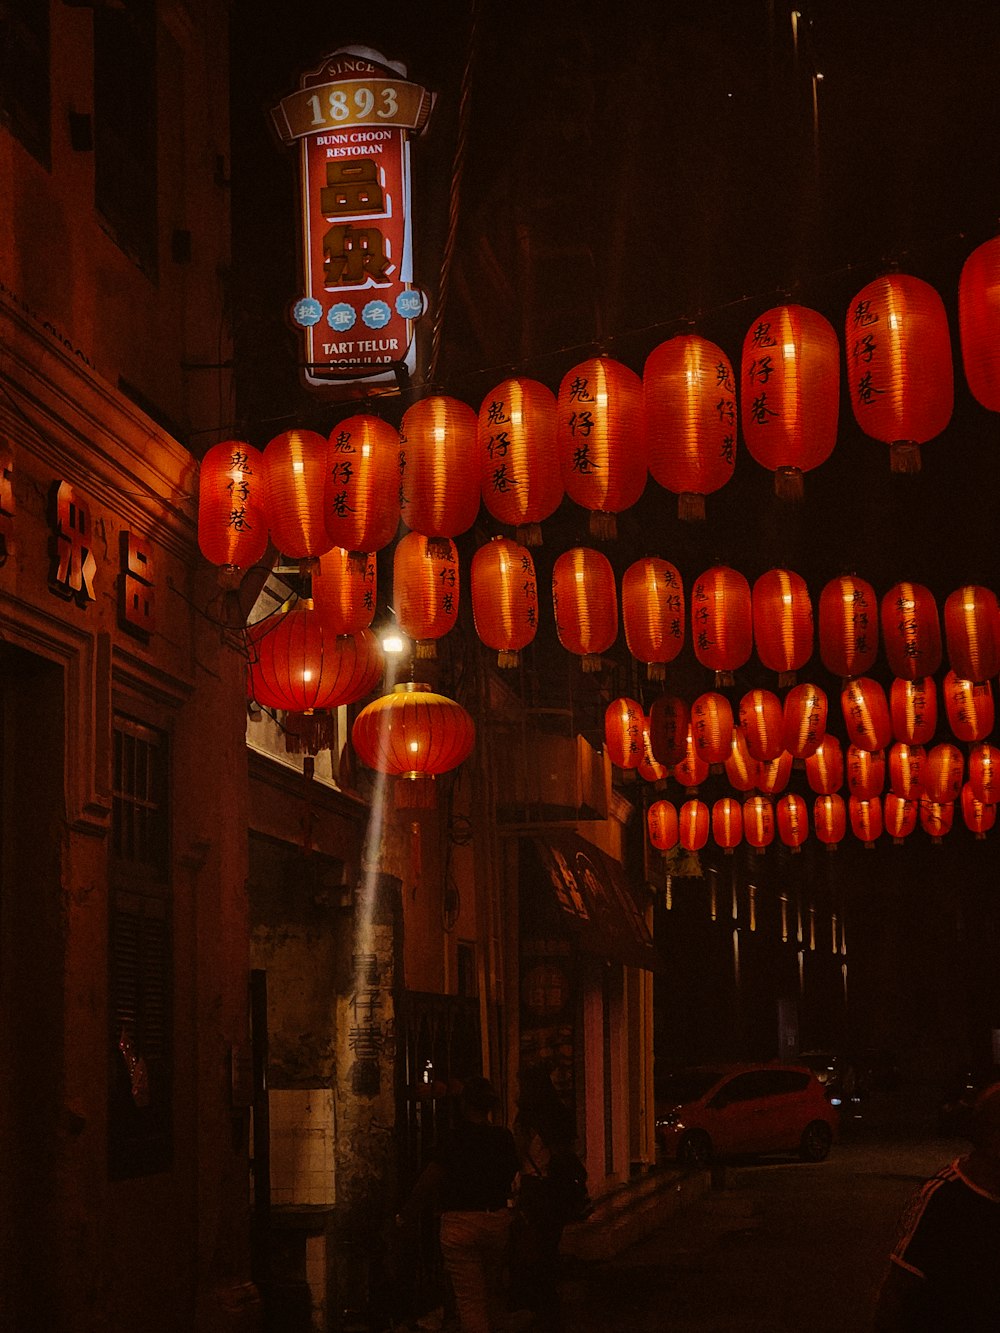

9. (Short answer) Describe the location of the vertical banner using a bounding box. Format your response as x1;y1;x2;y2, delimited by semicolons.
272;46;435;394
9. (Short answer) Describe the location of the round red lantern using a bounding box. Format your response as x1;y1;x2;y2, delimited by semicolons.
674;727;710;792
888;743;926;800
638;721;668;785
741;304;839;500
312;547;376;637
850;796;883;849
961;783;996;839
890;676;938;745
726;726;757;793
818;575;879;679
470;536;538;668
880;581;942;680
692;565;753;686
712;797;743;854
743;794;775;853
806;735;844;795
690;691;735;770
943;671;994;744
399;395;480;544
846;272;953;472
247;606;383;714
944;585;1000;683
198;440;269;579
782;682;828;760
556;355;646;538
959;234;1000;413
647;800;679;851
643;333;736;521
885;792;918;844
281;628;385;756
324;415;400;555
847;745;885;800
679;799;709;852
920;798;954;844
351;682;476;807
552;547;618;671
648;694;690;767
739;688;784;762
622;557;685;681
968;743;1000;805
924;743;965;804
755;750;793;797
477;377;563;544
841;677;892;753
814;793;847;851
752;568;814;688
393;531;460;659
777;793;809;852
263;429;333;564
605;697;645;771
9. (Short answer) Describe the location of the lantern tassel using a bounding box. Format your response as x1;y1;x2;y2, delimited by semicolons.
774;466;805;502
395;774;437;809
890;440;922;473
581;653;602;673
415;640;438;660
715;671;735;688
677;493;706;523
778;671;798;689
646;662;666;683
588;510;617;541
497;649;520;669
516;522;542;548
283;711;336;756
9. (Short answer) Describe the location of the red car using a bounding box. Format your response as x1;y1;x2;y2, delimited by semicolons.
655;1063;839;1166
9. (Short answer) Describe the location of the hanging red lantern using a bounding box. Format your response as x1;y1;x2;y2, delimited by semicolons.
198;440;269;580
880;582;942;680
920;798;954;844
351;682;476;808
311;547;376;637
777;793;809;852
890;676;938;745
741;304;839;500
638;720;668;784
739;688;784;762
281;628;385;757
818;575;878;679
712;797;743;854
782;682;828;761
556;355;646;538
743;795;775;854
399;395;480;545
806;735;844;795
885;792;918;844
752;568;814;687
969;743;1000;805
324;415;400;555
679;798;709;851
622;557;685;681
924;742;965;804
846;272;953;473
247;605;384;714
961;783;996;839
674;726;709;792
726;725;757;793
691;565;753;686
643;333;736;521
841;677;892;753
847;745;885;800
647;800;679;851
263;429;333;564
690;691;735;770
888;743;927;800
814;793;846;851
477;377;563;545
944;585;1000;683
943;671;995;744
470;536;538;668
552;546;618;671
959;234;1000;413
755;750;793;797
648;694;690;767
850;796;883;849
605;697;645;771
393;531;460;659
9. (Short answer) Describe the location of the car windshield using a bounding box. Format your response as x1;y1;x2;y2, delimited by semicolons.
659;1070;726;1105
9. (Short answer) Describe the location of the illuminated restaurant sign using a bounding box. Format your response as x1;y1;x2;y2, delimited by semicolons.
271;46;434;394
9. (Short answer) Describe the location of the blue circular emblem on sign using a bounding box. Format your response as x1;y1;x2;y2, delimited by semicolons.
327;303;357;332
292;297;323;327
395;288;426;319
362;300;392;330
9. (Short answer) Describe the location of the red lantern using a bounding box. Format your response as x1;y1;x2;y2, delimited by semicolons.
552;547;618;671
712;797;743;854
324;415;400;555
846;272;953;472
248;606;383;713
263;429;333;563
674;727;710;792
880;582;942;680
622;557;685;681
690;691;735;770
744;795;775;853
643;333;736;521
393;531;460;659
477;377;563;544
312;547;376;637
679;799;709;851
726;726;757;793
961;783;996;839
638;721;668;784
198;441;269;578
556;355;645;538
959;234;1000;413
814;793;846;851
752;568;814;687
943;671;994;744
739;688;784;762
847;745;885;800
890;676;938;745
605;697;645;771
281;628;385;755
806;735;844;795
944;585;1000;683
692;565;753;686
850;796;883;849
351;682;476;808
818;575;879;679
888;743;926;800
969;743;1000;804
924;743;965;804
741;304;839;499
399;395;480;544
648;695;690;767
777;793;809;852
920;798;954;844
647;800;679;851
755;750;793;797
470;536;538;668
782;683;828;760
885;792;918;844
841;677;892;753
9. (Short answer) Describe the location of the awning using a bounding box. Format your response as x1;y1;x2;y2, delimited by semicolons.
527;831;660;972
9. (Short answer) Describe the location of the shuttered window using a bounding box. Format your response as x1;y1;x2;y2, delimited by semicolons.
0;0;50;167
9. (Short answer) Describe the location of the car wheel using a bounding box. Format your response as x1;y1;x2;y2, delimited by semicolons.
799;1120;833;1162
678;1131;712;1167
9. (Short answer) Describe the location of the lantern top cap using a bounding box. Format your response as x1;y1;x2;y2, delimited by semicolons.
393;682;433;695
